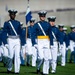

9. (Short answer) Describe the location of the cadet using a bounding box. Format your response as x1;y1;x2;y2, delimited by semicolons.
32;10;53;75
68;25;75;63
0;28;3;61
47;16;63;73
20;22;26;66
58;24;69;66
26;18;37;67
0;27;8;67
63;27;69;63
3;9;22;74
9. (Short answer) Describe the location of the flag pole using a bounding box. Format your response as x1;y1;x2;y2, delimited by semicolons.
26;0;29;40
25;0;31;58
24;25;27;59
24;0;29;59
26;22;28;41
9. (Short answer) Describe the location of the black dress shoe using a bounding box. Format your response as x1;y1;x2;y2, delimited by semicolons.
36;69;41;74
15;72;19;74
69;60;72;63
27;63;30;66
7;70;12;74
42;74;48;75
3;63;6;67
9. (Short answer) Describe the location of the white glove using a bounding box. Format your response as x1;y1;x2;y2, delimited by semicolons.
21;44;27;51
24;44;27;47
22;46;25;49
21;44;27;50
68;45;70;49
66;47;68;51
5;44;9;50
50;45;54;50
60;45;63;49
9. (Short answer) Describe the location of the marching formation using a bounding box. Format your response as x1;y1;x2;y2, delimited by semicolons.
0;9;75;75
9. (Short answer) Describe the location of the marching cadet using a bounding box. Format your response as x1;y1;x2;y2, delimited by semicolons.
32;10;53;75
68;25;75;63
47;16;63;73
3;9;22;74
0;27;8;67
20;22;26;66
26;18;37;67
0;28;3;62
58;24;69;66
63;27;69;63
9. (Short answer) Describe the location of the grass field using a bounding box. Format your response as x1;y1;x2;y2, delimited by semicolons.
0;61;75;75
0;53;75;75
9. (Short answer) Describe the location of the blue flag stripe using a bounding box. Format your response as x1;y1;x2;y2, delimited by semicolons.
25;4;32;25
26;11;32;24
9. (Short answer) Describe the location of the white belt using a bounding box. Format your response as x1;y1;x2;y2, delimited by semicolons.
53;39;57;42
8;35;19;39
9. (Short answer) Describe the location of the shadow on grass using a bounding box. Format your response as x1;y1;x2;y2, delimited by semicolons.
0;71;14;74
29;71;43;75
